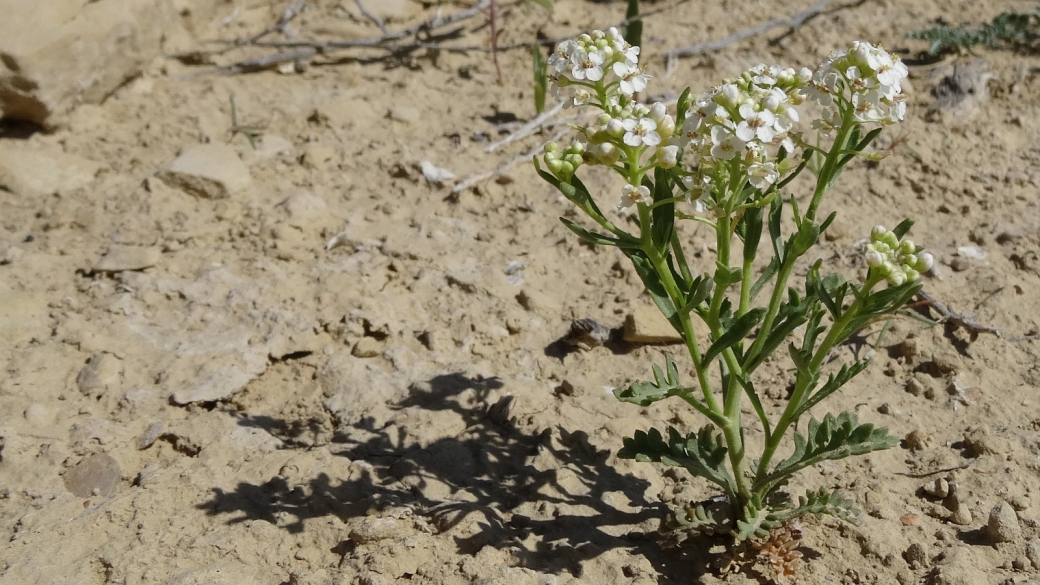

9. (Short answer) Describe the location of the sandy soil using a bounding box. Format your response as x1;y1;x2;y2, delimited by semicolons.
2;0;1040;583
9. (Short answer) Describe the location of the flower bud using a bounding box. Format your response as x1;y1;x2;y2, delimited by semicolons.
797;67;813;84
591;143;619;165
903;267;919;282
865;249;884;267
899;240;915;255
547;159;564;174
544;142;559;154
887;270;906;286
649;102;667;124
559;161;575;176
915;252;934;272
659;145;679;169
657;115;675;140
870;225;887;240
607;118;625;137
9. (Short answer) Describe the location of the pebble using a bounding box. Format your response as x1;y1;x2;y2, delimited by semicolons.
63;453;121;498
420;161;455;184
900;513;921;526
905;429;932;451
1026;538;1040;569
137;422;164;450
93;245;161;273
950;257;970;272
23;402;50;426
389;106;420;124
623;305;682;344
348;517;409;544
352;337;383;358
1013;556;1030;571
923;478;950;499
158;144;251;199
964;425;1014;456
904;542;930;569
950;503;973;526
76;352;123;394
985;501;1021;544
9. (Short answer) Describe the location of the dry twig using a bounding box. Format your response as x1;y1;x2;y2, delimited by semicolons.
353;0;388;35
915;290;1001;338
486;99;567;153
664;0;839;58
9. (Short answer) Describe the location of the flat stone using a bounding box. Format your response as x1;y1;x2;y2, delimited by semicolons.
137;422;164;450
171;361;265;405
93;245;161;273
389;106;420;123
158;144;251;199
623;305;682;344
348;517;410;544
228;426;283;452
63;453;121;498
352;337;384;358
0;145;101;196
165;562;259;585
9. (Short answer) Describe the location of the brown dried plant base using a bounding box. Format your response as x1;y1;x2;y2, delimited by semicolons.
663;519;805;585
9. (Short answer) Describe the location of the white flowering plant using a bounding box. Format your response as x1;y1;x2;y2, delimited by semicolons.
535;33;932;540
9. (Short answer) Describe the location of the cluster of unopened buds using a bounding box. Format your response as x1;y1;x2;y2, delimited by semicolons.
542;142;586;180
806;40;908;129
864;226;934;286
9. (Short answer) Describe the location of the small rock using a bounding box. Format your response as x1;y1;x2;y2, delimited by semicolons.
950;503;972;526
488;395;515;426
623;305;682;344
23;403;50;426
1026;538;1040;569
348;517;410;544
0;145;101;196
878;402;895;415
76;353;122;395
352;337;383;358
93;245;161;273
985;501;1020;544
563;318;611;350
949;257;970;272
228;426;284;452
1013;556;1030;571
956;245;986;260
420;161;455;184
1;245;23;265
302;144;336;169
905;429;932;451
137;422;164;450
515;288;552;315
158;144;251;199
964;425;1013;456
892;337;918;360
281;192;327;225
63;453;121;498
389;106;420;124
904;542;930;569
900;513;921;526
136;462;160;487
923;478;950;499
905;377;925;396
166;562;259;585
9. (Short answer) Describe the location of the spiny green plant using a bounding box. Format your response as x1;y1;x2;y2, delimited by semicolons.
906;9;1040;55
534;33;929;541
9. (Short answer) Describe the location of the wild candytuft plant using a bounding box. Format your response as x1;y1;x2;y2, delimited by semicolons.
534;32;931;541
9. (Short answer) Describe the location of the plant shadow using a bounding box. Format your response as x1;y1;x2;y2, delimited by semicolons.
199;372;720;581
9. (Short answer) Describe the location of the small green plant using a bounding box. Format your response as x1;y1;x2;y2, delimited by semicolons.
535;32;931;540
532;45;548;114
906;9;1040;55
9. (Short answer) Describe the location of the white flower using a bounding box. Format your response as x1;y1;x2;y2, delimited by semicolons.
548;40;578;73
622;117;661;147
571;50;605;82
709;126;743;160
617;184;652;210
736;104;776;143
618;67;651;95
747;162;779;189
659;145;679;168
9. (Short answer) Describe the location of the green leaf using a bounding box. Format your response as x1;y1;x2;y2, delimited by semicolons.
675;87;692;126
757;412;899;493
624;250;682;335
744;289;812;372
735;494;783;540
650;168;676;250
679;275;713;316
749;257;779;303
569;174;608;220
774;488;859;525
532;156;560;189
854;127;883;152
704;307;765;364
559;218;630;248
794;359;871;419
735;376;772;440
892;218;914;239
613;354;684;406
768;197;784;260
667;500;733;536
531;45;547;114
618;426;736;496
738;206;764;264
621;0;642;49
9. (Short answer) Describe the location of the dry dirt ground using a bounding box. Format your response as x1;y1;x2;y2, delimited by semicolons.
2;0;1040;584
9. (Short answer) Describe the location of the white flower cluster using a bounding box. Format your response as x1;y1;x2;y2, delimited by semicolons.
674;65;810;206
806;41;908;129
864;226;933;286
547;28;650;103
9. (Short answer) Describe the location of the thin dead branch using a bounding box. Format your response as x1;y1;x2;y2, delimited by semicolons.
353;0;388;35
486;99;567;153
453;128;568;194
664;0;839;58
915;290;1001;338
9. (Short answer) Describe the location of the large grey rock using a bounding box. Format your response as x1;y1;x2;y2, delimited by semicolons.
158;144;252;199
